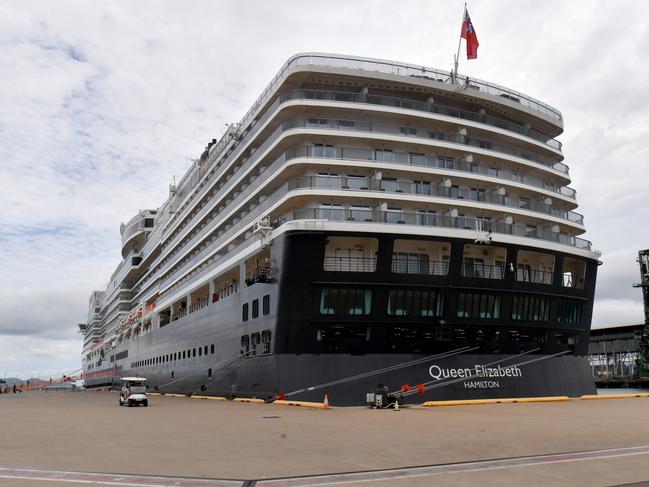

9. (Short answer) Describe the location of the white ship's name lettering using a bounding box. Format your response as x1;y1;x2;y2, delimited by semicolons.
428;364;523;380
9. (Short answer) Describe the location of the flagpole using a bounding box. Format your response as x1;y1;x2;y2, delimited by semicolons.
453;3;467;83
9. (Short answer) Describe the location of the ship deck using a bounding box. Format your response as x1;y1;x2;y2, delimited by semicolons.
1;391;648;486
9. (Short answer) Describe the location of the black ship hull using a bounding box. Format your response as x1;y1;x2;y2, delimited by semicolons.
84;230;598;405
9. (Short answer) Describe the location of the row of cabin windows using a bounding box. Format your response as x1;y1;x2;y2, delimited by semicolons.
314;145;550;187
242;294;271;322
318;204;544;241
240;330;272;356
131;343;216;369
318;288;584;325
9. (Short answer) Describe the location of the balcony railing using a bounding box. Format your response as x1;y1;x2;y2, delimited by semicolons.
285;117;567;172
280;208;593;251
287;175;584;225
287;54;562;121
213;281;239;302
287;89;562;151
391;258;449;276
153;108;574;285
171;308;187;322
287;145;576;199
153;53;564;284
158;169;589;294
323;256;377;272
188;297;209;314
245;266;273;286
461;263;505;280
516;269;554;285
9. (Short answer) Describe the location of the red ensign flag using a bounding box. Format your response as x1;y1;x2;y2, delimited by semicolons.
460;8;479;60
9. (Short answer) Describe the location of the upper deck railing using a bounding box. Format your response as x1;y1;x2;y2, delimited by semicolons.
290;89;562;151
288;54;563;121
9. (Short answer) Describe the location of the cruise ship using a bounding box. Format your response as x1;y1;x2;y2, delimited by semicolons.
77;53;600;405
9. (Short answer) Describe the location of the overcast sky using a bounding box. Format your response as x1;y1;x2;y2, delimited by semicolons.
1;0;647;379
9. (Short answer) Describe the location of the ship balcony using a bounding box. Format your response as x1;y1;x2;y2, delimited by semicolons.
282;117;568;174
157;135;578;283
120;213;156;258
286;176;583;226
282;89;563;152
160;107;570;254
461;263;506;280
278;208;593;251
245;266;273;286
286;145;576;201
156;104;572;272
155;172;587;295
284;53;563;126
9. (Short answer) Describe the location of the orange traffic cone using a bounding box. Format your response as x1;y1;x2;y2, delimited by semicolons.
323;394;330;410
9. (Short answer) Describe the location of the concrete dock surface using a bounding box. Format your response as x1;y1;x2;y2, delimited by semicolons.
1;391;649;486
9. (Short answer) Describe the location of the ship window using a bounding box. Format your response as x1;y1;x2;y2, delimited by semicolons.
240;335;250;356
208;368;212;378
437;157;455;169
204;345;208;355
313;143;335;157
349;205;371;221
263;295;270;315
144;218;154;227
252;299;259;319
511;295;550;322
409;152;426;166
262;330;272;354
456;293;501;319
308;118;329;128
171;371;174;379
193;348;196;357
386;207;403;224
242;303;249;322
211;344;215;354
414;181;431;195
469;188;486;201
557;300;583;325
319;203;344;220
173;353;177;361
562;258;586;289
337;120;355;129
416;210;436;226
182;351;185;359
375;149;394;162
400;126;417;136
319;288;372;316
382;178;397;192
346;175;367;190
251;332;261;355
387;289;445;317
198;347;202;357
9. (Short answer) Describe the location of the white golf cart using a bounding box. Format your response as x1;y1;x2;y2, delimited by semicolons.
119;377;148;407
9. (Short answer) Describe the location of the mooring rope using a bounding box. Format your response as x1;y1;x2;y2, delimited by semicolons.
284;346;479;397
